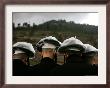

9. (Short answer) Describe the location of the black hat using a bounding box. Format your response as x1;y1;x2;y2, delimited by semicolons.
58;37;85;54
36;36;61;52
13;42;35;57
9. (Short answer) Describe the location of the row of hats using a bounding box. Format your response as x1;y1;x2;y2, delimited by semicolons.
58;37;98;54
13;36;98;57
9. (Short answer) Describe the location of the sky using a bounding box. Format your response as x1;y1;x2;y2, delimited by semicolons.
13;12;98;27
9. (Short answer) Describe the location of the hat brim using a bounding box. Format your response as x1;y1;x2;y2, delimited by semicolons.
13;47;34;57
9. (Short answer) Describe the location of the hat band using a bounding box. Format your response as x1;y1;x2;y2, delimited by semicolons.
14;50;25;54
42;43;56;49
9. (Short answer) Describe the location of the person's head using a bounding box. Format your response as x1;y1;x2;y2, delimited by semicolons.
13;42;35;65
58;37;85;63
83;44;98;65
41;43;56;59
36;36;61;59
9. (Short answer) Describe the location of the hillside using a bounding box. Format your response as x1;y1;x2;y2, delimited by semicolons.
13;20;98;48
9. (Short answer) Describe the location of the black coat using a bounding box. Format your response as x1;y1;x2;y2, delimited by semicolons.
51;56;98;76
13;59;30;76
51;63;98;76
31;57;60;76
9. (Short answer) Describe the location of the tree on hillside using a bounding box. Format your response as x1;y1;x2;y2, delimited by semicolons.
18;23;21;27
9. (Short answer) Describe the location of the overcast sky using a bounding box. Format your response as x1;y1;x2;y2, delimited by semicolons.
13;12;98;27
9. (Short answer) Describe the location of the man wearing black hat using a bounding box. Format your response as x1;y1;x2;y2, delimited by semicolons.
13;42;35;76
82;44;98;75
51;37;95;76
32;36;61;76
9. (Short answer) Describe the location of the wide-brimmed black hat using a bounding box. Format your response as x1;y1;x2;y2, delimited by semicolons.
83;44;98;56
36;36;61;52
13;42;35;57
58;37;85;54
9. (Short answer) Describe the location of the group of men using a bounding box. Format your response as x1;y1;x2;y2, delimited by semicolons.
13;36;98;76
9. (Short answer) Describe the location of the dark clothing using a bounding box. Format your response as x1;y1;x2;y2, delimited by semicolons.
51;56;98;76
51;63;97;76
13;59;30;76
91;64;98;75
31;57;60;76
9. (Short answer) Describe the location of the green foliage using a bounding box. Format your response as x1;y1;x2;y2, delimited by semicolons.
13;20;98;48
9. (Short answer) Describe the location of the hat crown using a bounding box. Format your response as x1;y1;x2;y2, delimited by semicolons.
61;37;83;47
39;36;58;43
